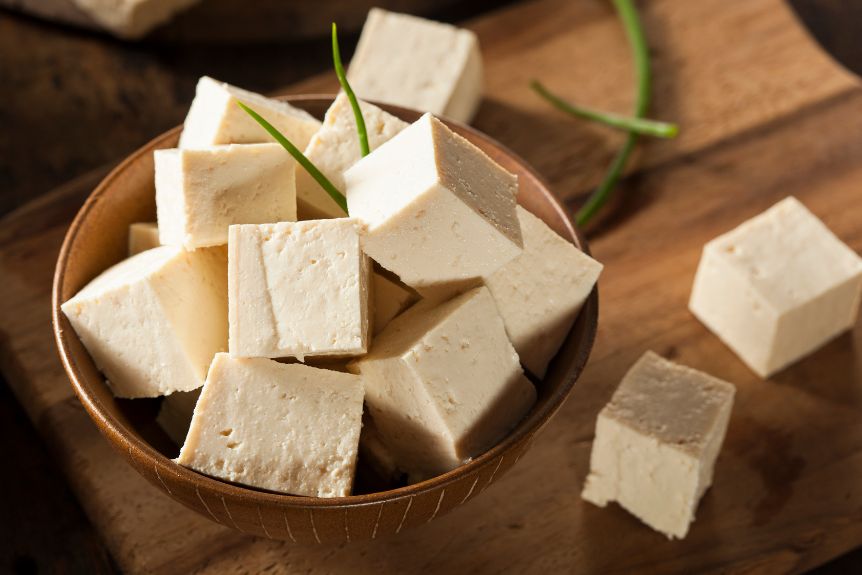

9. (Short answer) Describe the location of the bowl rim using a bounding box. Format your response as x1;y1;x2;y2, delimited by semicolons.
51;94;599;509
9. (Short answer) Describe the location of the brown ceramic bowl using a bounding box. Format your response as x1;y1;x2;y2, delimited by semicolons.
52;96;599;543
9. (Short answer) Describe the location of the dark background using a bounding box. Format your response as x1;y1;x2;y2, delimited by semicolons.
1;0;862;572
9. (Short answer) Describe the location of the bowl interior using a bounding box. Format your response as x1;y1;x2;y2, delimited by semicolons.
53;96;598;506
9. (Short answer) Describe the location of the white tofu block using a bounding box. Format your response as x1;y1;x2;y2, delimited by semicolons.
179;76;321;149
347;8;483;124
228;219;370;360
155;144;296;249
177;354;364;497
297;93;409;220
358;413;401;482
345;113;522;292
61;246;228;398
157;388;201;445
689;197;862;377
72;0;200;39
350;286;536;481
582;351;735;539
372;271;417;336
128;222;160;256
485;206;603;377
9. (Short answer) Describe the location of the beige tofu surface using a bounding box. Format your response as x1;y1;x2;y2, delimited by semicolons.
690;196;862;377
371;271;417;336
228;219;370;361
351;286;535;481
177;354;364;497
345;113;522;293
179;76;321;149
347;8;483;124
61;245;228;398
127;222;161;256
297;93;409;220
485;206;602;378
155;143;296;249
582;351;736;539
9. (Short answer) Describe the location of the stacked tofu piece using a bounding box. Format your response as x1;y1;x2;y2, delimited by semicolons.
62;72;601;497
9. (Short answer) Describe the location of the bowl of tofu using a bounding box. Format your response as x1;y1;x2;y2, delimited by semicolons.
52;82;601;542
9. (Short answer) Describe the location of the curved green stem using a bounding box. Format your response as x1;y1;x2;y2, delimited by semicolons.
332;22;370;157
237;101;349;215
530;80;677;138
576;0;654;228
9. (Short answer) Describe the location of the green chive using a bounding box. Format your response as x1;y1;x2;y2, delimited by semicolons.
530;80;677;138
575;0;654;227
237;101;349;215
332;22;370;157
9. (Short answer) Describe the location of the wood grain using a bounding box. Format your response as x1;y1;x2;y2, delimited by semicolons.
1;0;861;572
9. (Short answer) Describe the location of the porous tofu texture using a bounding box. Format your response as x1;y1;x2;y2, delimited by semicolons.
177;354;364;497
347;8;483;123
582;351;736;539
345;113;522;293
228;219;371;361
61;245;228;398
689;196;862;377
297;93;409;219
128;222;160;256
155;143;296;249
351;286;536;481
485;206;602;378
179;76;321;149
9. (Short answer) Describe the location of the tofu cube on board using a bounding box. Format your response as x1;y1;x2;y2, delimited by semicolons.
689;196;862;378
157;388;201;446
297;93;409;220
372;271;418;336
345;113;522;294
155;143;296;249
176;354;364;497
128;222;160;256
350;286;536;481
485;206;603;378
228;219;370;360
582;351;736;540
179;76;321;149
61;245;228;398
347;8;483;124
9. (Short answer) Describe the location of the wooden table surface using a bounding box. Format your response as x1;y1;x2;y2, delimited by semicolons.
2;0;862;573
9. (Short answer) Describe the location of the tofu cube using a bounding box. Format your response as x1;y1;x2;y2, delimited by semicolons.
582;351;735;539
351;286;536;481
128;222;160;256
155;143;296;249
61;246;228;398
344;113;522;292
372;271;417;335
485;206;602;378
359;413;401;483
157;388;201;445
689;197;862;377
228;219;370;360
347;9;483;124
179;76;321;149
297;93;409;219
177;354;364;497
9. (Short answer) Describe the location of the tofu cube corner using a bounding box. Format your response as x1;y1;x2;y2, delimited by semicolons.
177;354;364;497
60;245;228;398
179;76;321;149
582;351;735;539
351;285;536;481
155;143;297;250
347;8;483;124
344;113;522;293
689;196;862;378
228;219;371;360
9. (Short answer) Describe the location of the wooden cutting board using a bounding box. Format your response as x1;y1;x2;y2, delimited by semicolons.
2;0;862;572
